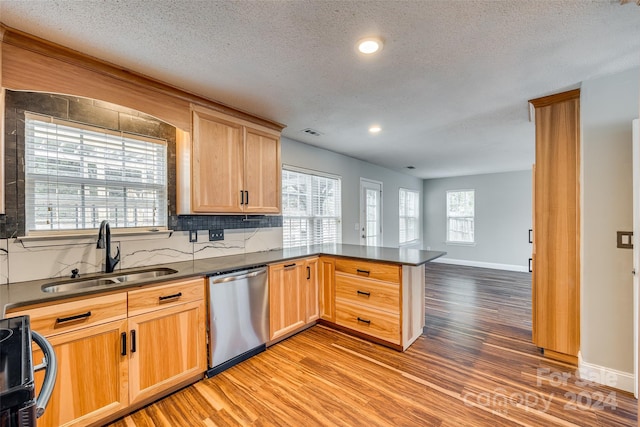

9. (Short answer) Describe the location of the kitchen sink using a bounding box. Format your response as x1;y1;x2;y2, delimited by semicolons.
41;267;178;293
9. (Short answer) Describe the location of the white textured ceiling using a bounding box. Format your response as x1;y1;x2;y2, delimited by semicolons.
1;0;639;179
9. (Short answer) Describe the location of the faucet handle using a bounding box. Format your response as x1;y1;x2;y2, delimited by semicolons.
70;268;80;278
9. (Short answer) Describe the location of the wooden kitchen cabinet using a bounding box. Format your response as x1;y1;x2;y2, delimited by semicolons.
190;105;281;214
305;257;320;323
9;294;129;427
32;320;129;427
319;257;336;322
529;89;581;364
268;257;320;341
127;300;206;404
7;277;207;427
268;260;306;340
334;260;402;346
126;278;207;404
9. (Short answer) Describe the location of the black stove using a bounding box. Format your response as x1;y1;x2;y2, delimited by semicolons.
0;316;36;427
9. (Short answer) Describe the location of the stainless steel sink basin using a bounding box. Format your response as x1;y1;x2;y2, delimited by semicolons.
41;267;178;293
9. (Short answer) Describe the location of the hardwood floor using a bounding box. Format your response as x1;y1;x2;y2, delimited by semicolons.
109;263;637;426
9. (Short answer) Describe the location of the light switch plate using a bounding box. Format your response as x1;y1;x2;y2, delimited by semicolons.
209;229;224;241
617;231;633;249
189;230;197;242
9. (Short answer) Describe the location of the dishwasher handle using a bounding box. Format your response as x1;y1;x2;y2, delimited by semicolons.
211;268;267;284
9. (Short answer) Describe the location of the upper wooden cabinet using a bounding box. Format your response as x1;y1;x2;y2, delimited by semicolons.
529;89;581;364
184;105;282;214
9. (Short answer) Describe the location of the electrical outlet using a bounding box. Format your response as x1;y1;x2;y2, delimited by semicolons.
189;230;198;243
209;229;224;241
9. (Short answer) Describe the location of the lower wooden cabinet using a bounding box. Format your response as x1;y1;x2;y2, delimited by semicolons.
128;299;206;404
9;277;207;427
319;257;335;322
32;320;129;427
269;260;306;340
269;257;320;341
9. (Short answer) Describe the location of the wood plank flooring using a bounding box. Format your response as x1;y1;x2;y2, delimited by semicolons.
110;263;637;426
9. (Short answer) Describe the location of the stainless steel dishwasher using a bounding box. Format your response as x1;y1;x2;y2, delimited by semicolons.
207;266;269;377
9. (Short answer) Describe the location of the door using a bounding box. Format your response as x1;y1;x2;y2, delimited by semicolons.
244;127;281;213
268;261;306;340
305;258;320;322
192;109;243;213
33;320;129;427
632;118;639;398
360;179;383;246
128;300;206;405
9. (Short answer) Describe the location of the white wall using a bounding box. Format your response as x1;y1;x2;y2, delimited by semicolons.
581;66;639;376
422;170;532;271
281;137;423;247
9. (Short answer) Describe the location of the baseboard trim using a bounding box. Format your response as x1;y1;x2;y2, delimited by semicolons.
578;352;635;394
431;257;529;272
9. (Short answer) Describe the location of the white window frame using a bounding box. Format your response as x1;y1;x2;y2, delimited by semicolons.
446;189;475;245
282;165;342;248
399;188;420;246
24;113;168;235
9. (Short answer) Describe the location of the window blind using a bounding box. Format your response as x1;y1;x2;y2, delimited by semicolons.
25;114;167;233
282;168;341;248
399;188;420;245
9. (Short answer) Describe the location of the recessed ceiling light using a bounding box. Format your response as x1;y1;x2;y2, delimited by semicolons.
369;126;382;134
357;37;383;54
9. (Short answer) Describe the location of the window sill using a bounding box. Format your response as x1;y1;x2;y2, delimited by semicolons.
445;241;476;247
17;229;173;247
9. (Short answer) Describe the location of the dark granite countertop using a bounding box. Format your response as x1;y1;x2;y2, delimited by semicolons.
1;244;445;316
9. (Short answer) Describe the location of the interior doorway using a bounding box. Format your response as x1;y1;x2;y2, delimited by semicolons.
360;178;383;246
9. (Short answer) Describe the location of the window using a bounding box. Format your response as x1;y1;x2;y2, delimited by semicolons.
399;188;420;245
282;167;341;248
446;190;474;243
25;114;167;233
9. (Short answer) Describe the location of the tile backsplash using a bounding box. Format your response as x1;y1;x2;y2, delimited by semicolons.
0;227;283;284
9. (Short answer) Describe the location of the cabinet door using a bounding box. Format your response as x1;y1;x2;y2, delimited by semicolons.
319;257;336;322
128;300;206;405
269;262;305;340
33;320;129;427
192;109;243;213
305;258;320;322
244;127;281;213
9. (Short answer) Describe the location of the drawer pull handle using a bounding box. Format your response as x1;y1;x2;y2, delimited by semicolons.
56;311;91;324
159;292;182;301
130;330;136;353
307;266;311;280
284;263;296;268
357;290;371;297
356;269;370;276
121;332;127;356
357;317;371;325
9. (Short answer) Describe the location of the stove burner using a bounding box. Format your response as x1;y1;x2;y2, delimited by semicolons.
0;328;13;344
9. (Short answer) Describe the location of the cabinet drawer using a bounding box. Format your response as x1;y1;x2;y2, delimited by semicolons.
128;278;205;316
335;273;399;314
9;293;127;337
334;258;400;283
335;300;400;345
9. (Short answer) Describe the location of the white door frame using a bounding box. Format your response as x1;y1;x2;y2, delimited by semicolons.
632;118;639;398
360;178;383;246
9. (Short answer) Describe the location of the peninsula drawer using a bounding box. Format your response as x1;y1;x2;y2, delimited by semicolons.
335;300;400;345
334;258;400;283
8;293;127;337
335;273;400;314
127;277;205;316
